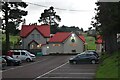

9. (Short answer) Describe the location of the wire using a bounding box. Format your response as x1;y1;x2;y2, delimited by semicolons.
26;2;48;8
24;2;92;12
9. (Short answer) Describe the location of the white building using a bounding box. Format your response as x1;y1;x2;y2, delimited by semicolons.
42;32;85;55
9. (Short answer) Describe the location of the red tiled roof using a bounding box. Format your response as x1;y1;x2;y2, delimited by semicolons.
20;24;50;38
96;35;103;44
49;32;85;43
79;35;85;43
96;39;102;44
49;32;71;43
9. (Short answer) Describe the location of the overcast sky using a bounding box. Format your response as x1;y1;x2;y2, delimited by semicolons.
22;0;98;30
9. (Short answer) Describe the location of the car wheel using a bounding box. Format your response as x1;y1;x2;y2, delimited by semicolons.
73;61;77;64
91;60;96;64
26;58;31;62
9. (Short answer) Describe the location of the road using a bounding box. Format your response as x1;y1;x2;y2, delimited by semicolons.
2;55;98;80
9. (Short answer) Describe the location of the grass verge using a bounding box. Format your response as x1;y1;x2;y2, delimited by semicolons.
95;51;120;79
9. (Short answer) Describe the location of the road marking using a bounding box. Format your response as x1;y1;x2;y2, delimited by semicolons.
40;77;93;79
33;61;68;80
49;73;95;75
2;58;50;72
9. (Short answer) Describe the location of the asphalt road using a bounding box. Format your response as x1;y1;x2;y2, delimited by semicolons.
2;55;98;80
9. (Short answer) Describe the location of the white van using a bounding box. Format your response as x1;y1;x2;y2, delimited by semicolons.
8;50;36;62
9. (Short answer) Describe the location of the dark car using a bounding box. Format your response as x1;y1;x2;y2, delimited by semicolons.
0;56;7;69
69;52;99;64
2;56;22;66
84;50;99;59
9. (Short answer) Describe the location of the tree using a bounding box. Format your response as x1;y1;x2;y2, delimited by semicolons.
80;28;84;32
58;25;80;33
88;27;92;31
38;6;61;34
7;22;20;35
2;2;28;52
92;2;120;53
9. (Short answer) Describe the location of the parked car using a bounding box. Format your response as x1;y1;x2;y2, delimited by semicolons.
2;58;7;69
7;50;36;62
2;56;22;66
69;52;99;64
84;50;99;59
0;56;7;69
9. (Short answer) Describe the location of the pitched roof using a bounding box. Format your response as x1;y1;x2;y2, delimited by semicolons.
78;35;85;43
49;32;71;43
96;35;103;44
28;40;39;45
49;32;85;43
20;24;50;38
96;39;102;44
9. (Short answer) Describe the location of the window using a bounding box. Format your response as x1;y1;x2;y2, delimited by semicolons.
13;52;20;55
53;44;61;46
79;54;86;57
86;54;92;56
37;34;40;39
21;52;26;55
31;34;34;39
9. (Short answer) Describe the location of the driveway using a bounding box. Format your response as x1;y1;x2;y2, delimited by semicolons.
2;55;98;80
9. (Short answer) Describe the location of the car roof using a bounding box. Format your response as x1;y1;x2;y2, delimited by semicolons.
77;51;97;55
8;50;28;52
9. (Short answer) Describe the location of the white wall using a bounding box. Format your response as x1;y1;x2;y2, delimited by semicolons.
96;44;102;53
47;43;64;54
22;29;47;49
64;34;84;54
48;34;84;54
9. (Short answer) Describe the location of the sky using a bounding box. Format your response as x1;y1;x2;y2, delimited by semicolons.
22;0;98;30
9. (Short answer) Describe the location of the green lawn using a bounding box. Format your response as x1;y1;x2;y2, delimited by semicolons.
83;33;96;50
96;51;119;79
